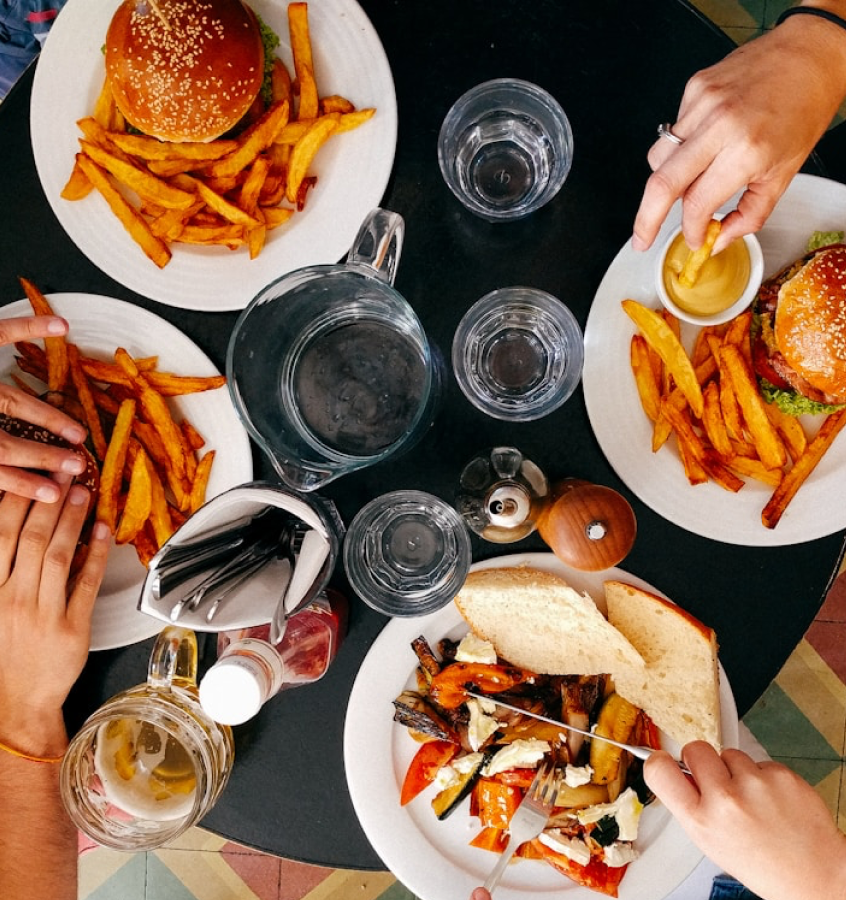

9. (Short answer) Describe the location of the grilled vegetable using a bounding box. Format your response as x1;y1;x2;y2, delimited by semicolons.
392;691;459;743
401;740;459;806
431;750;490;820
589;692;639;784
428;662;536;710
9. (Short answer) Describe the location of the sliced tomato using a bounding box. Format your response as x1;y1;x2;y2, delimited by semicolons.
533;839;627;898
400;739;459;806
428;662;536;709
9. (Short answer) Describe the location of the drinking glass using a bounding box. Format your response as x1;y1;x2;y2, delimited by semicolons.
438;78;573;221
343;490;472;616
452;286;584;421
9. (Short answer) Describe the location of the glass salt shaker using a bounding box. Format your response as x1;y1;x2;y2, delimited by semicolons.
199;589;347;726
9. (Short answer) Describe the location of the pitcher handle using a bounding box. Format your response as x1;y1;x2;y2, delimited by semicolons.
346;208;404;285
147;626;198;691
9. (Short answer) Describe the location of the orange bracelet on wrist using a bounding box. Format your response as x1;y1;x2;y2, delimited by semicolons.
0;737;64;764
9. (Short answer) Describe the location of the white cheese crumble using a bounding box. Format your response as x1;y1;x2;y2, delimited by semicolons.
576;787;643;842
455;633;498;664
466;699;499;751
483;739;550;777
538;830;592;867
603;841;639;868
431;752;484;793
563;764;594;787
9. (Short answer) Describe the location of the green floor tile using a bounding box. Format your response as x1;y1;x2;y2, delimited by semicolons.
771;754;843;787
744;682;841;761
375;882;418;900
84;852;147;900
145;854;206;900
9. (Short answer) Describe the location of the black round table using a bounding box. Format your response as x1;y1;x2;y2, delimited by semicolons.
2;0;845;870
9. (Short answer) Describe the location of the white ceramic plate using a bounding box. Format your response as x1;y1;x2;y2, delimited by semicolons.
30;0;397;311
584;173;846;546
0;294;253;649
345;552;739;900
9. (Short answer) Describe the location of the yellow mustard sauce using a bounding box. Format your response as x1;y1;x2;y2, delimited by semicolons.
663;233;751;316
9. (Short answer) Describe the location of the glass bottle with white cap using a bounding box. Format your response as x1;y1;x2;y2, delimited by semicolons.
199;590;347;726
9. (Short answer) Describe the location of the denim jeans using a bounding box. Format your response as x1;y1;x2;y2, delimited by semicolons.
709;874;764;900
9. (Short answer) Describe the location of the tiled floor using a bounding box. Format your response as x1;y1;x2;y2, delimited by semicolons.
66;1;846;898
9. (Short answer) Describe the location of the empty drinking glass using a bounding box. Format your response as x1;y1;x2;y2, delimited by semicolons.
438;78;573;221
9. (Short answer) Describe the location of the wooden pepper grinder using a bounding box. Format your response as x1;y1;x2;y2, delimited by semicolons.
536;479;637;571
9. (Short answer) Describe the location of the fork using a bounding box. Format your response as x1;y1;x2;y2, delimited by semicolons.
482;761;559;894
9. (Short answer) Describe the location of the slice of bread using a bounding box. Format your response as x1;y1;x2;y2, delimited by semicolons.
604;580;722;750
454;567;646;676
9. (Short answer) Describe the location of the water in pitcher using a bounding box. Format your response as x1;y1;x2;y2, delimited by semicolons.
292;319;428;456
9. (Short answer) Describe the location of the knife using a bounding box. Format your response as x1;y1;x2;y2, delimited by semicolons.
465;690;692;775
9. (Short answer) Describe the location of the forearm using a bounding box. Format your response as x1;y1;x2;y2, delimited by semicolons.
0;712;77;900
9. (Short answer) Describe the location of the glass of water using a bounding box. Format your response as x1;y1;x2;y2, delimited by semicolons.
438;78;573;221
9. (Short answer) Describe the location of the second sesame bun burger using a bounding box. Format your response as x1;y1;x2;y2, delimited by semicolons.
104;0;266;143
751;244;846;416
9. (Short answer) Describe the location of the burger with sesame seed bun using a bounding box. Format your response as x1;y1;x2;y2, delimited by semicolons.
751;243;846;416
104;0;271;143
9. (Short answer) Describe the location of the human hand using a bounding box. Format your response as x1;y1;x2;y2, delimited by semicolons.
0;478;110;757
633;17;846;254
470;889;491;900
0;314;90;502
644;742;846;900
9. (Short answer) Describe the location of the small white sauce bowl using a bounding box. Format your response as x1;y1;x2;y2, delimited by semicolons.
654;225;764;327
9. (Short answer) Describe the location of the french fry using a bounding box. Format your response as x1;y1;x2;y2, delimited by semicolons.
762;409;846;528
180;419;206;451
98;398;136;532
189;449;215;513
206;99;290;179
286;114;339;204
147;462;175;548
720;344;787;470
660;399;708;476
764;400;808;461
622;299;704;418
701;381;733;461
75;154;172;268
79;140;196;210
68;344;108;460
193;179;261;228
114;348;186;486
271;58;293;108
630;334;662;422
116;447;153;544
18;277;69;392
701;450;745;493
726;455;783;489
109;132;238;161
288;2;319;120
61;160;93;201
239;156;272;215
678;219;721;288
321;95;355;115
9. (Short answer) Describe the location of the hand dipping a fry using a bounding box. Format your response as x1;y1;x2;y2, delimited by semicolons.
656;219;764;326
